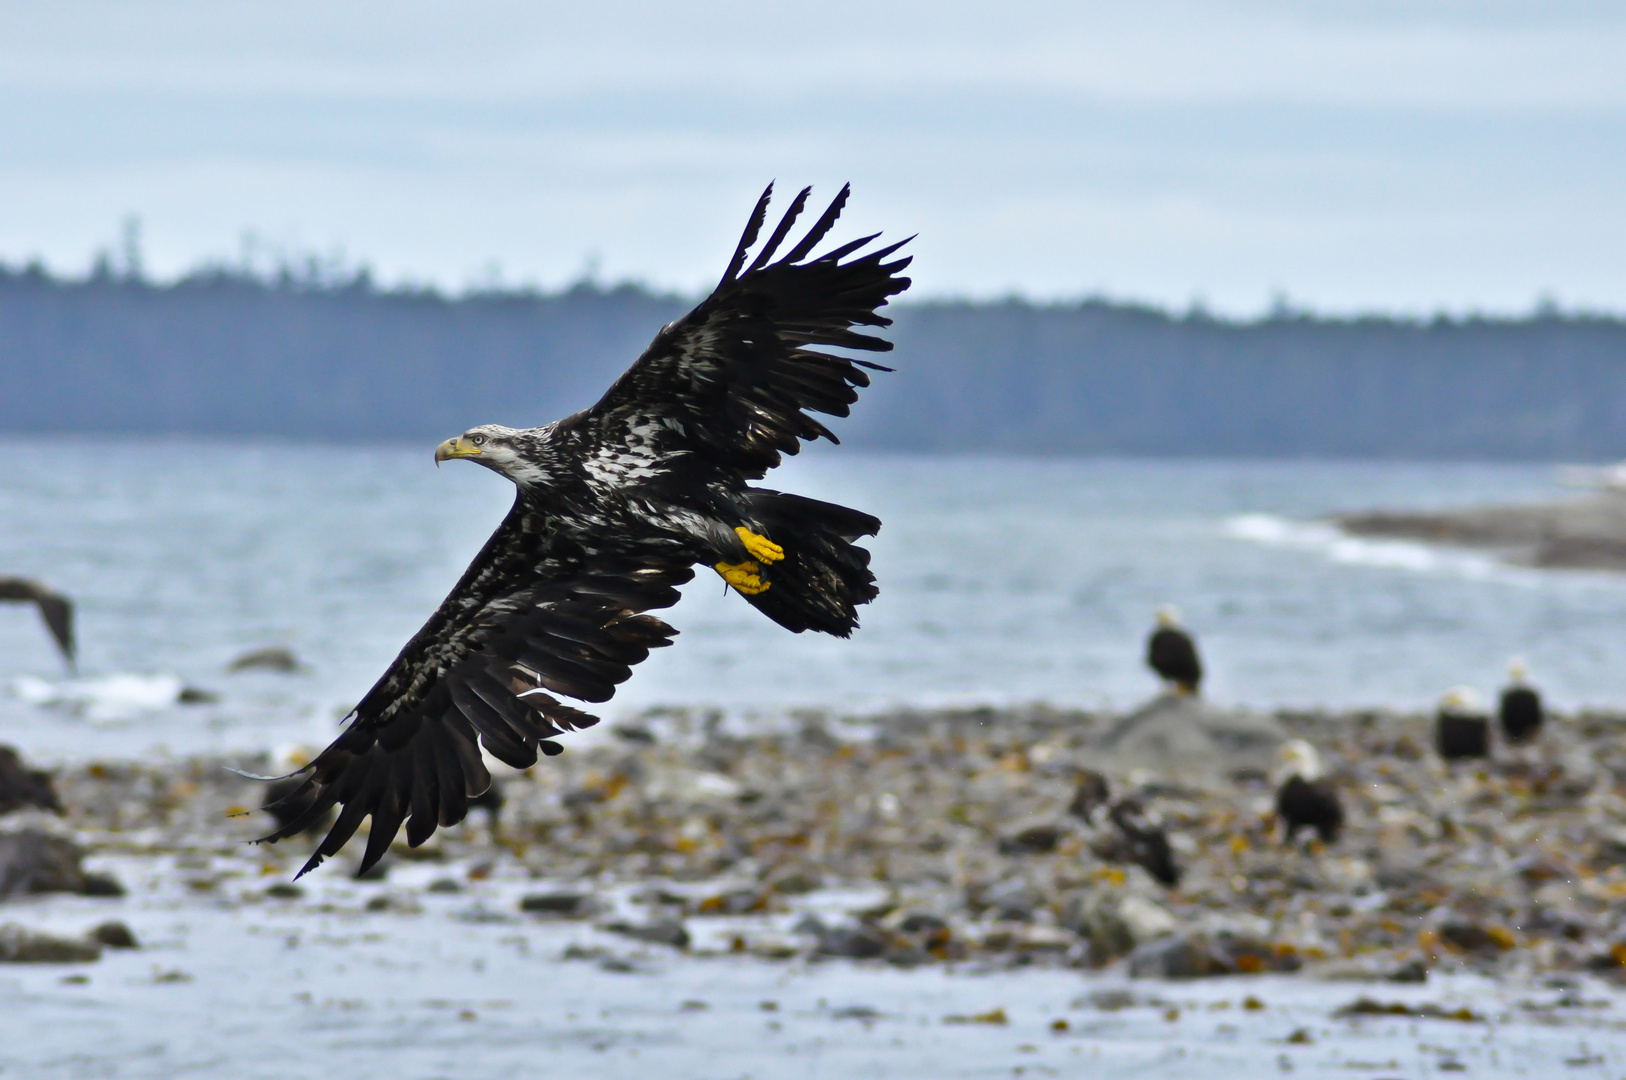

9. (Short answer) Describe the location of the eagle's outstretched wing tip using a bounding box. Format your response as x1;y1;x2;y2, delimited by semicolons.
722;183;779;285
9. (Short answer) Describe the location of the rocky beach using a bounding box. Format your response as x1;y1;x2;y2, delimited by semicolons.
9;700;1626;980
4;704;1626;1075
1340;489;1626;571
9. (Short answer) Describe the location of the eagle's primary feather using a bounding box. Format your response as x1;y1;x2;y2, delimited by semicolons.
259;184;911;876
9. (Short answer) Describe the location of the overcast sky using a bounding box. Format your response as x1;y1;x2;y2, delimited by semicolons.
1;1;1623;314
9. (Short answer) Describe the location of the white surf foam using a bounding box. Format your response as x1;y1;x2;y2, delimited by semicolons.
9;673;185;724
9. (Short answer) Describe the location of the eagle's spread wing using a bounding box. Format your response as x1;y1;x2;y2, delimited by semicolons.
259;506;693;877
0;577;75;671
582;183;912;485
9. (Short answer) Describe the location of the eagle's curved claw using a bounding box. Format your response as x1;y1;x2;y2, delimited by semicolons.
715;560;770;594
734;526;784;563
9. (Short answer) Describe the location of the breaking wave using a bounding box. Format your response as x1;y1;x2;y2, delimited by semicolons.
1223;513;1504;579
10;673;185;724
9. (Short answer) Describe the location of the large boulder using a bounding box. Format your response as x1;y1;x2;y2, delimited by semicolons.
1061;888;1178;962
0;924;101;963
1128;931;1302;979
1095;693;1285;790
0;830;122;898
0;746;61;815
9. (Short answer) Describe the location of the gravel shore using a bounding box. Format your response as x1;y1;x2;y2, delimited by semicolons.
14;702;1626;984
1340;490;1626;570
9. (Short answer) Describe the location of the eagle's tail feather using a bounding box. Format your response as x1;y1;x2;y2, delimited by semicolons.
739;490;879;637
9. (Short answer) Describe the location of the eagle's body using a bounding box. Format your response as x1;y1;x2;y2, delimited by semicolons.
1273;740;1342;845
1435;687;1490;761
1146;608;1201;694
261;185;910;876
1498;662;1543;745
1499;685;1543;744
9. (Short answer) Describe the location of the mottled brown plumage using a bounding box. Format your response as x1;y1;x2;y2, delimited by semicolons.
259;185;910;876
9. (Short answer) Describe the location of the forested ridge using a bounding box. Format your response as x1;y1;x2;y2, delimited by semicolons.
3;265;1624;459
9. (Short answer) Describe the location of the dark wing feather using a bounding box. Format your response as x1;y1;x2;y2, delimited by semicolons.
0;578;75;671
257;505;689;877
585;183;913;483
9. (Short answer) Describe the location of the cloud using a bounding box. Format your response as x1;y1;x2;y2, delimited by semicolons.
0;1;1622;313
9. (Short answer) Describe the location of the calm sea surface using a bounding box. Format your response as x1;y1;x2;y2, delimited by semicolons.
1;439;1621;762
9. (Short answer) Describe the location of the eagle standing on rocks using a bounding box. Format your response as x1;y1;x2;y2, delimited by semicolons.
1436;686;1491;760
1146;606;1201;694
1273;739;1343;845
258;184;911;877
1498;659;1544;745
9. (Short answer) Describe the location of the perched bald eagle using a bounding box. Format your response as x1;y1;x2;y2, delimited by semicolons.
1273;739;1342;845
1436;686;1490;760
0;577;75;673
1146;606;1201;694
260;184;910;876
1498;659;1544;745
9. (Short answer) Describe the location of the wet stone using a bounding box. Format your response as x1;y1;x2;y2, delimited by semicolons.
519;892;593;917
79;872;125;897
603;917;690;950
0;924;100;964
89;921;138;949
999;824;1064;855
0;830;89;898
0;746;62;815
817;924;888;960
227;646;303;673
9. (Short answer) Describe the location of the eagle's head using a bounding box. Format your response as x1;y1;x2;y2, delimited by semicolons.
435;424;552;486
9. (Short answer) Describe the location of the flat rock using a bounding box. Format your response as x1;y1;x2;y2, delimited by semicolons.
519;892;595;917
0;746;61;815
1095;693;1285;789
226;646;304;673
1128;932;1299;979
816;924;888;960
603;917;690;949
0;830;88;898
90;921;139;949
0;924;100;963
1339;491;1626;571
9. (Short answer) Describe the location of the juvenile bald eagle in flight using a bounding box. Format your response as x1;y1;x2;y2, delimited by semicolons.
260;184;911;876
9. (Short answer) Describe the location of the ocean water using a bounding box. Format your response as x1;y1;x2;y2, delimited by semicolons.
2;439;1622;763
7;440;1626;1080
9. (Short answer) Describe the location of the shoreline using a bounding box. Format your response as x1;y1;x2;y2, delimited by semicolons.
1340;490;1626;571
11;703;1626;982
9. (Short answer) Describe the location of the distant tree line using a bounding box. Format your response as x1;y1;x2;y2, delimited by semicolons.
2;263;1624;459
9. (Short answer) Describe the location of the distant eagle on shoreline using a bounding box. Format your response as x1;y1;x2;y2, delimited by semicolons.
1146;606;1201;695
258;184;911;876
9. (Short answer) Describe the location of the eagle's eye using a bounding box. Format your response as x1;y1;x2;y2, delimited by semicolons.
471;434;487;446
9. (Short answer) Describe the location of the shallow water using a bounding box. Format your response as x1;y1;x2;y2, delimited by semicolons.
3;851;1623;1080
2;440;1623;762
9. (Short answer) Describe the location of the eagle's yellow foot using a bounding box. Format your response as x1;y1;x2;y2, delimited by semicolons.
715;560;770;595
734;526;784;563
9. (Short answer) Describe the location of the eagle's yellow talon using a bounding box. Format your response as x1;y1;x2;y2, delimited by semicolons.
714;560;770;595
734;526;784;563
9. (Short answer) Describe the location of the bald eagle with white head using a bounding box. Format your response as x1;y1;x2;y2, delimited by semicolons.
257;185;911;876
1274;739;1343;845
1146;605;1201;695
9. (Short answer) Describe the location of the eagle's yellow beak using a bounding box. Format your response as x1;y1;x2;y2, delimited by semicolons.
435;436;482;464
